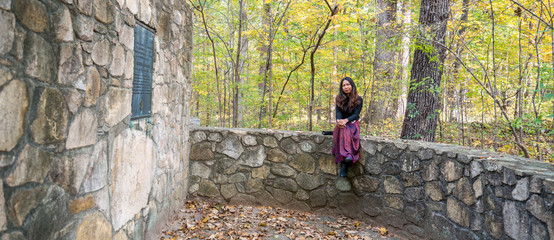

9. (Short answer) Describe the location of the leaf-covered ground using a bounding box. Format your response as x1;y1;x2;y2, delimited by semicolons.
161;201;403;240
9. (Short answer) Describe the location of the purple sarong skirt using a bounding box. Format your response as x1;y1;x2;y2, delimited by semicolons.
332;121;360;164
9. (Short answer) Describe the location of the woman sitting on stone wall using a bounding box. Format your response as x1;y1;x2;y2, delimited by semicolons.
332;76;363;178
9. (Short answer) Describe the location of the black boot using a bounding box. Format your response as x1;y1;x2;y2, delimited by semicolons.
344;156;353;163
340;163;348;177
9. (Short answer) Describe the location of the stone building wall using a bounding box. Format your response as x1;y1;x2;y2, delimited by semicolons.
188;127;554;240
0;0;192;238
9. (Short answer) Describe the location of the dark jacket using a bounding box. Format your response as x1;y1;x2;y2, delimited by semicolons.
336;96;363;122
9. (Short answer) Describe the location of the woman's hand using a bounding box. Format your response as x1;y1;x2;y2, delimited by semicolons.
337;119;348;128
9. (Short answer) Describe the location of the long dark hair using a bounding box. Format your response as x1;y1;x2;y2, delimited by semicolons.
336;77;361;112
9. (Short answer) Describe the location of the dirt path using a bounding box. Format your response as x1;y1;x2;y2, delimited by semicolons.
160;201;403;240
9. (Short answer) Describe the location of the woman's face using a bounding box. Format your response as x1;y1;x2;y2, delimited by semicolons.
342;80;352;95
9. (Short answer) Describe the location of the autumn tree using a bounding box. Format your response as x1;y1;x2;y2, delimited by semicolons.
369;0;399;124
308;0;339;131
400;0;450;141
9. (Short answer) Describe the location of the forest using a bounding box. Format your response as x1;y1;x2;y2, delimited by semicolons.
187;0;554;163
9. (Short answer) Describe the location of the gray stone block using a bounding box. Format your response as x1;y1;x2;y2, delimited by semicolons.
216;135;244;159
402;172;423;187
208;132;222;142
274;188;293;204
28;186;69;240
296;173;325;191
470;161;483;178
384;175;403;194
513;178;530;201
385;195;404;211
280;138;298;154
484;212;503;239
267;148;287;163
197;180;219;198
352;175;379;193
454;177;476;206
362;194;383;217
441;159;463;182
425;213;456;240
417;149;434;160
405;187;424;202
381;144;401;159
274;178;298;192
338;193;362;218
309;188;327;207
262;136;278;147
405;204;426;225
400;152;420;172
5;144;53;187
383;162;401;175
271;163;296;177
425;181;444;201
526;194;549;223
238;145;265;167
503;200;530;240
290;154;315;173
503;168;517;185
447;197;470;228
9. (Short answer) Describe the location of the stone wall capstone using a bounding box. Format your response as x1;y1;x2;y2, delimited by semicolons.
0;0;193;238
188;127;554;240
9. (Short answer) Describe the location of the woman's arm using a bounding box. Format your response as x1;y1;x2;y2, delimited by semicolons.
346;97;363;122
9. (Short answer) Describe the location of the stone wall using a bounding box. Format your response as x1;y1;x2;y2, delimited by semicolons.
0;0;192;238
188;127;554;240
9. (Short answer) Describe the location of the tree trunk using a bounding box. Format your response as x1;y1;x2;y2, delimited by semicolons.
450;0;469;124
396;0;411;119
189;0;224;127
258;2;270;128
370;0;398;124
309;0;338;131
233;0;246;128
400;0;450;142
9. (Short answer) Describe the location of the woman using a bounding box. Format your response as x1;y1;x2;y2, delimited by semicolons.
332;77;363;177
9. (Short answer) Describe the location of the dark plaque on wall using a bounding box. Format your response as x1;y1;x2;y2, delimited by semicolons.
131;23;155;119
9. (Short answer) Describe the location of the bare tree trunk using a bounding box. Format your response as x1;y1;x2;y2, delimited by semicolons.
232;0;245;128
258;2;270;128
370;0;398;124
258;1;291;128
490;0;499;151
331;27;338;126
396;0;411;119
356;0;371;132
518;17;524;138
400;0;450;142
189;0;224;127
309;0;339;131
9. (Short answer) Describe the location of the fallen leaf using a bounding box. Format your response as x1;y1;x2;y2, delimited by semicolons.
379;227;388;235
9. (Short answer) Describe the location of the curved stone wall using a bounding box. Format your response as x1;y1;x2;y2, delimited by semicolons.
0;0;193;238
188;127;554;240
